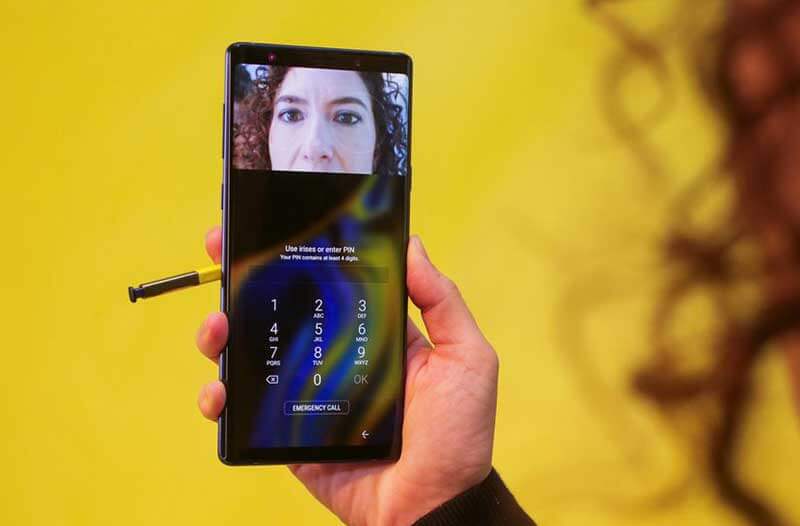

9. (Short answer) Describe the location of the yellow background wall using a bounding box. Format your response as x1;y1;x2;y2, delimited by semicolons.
2;1;798;524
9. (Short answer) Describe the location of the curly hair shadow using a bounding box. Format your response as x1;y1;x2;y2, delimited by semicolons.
588;1;800;525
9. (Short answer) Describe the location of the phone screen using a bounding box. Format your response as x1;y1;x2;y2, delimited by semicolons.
220;44;411;464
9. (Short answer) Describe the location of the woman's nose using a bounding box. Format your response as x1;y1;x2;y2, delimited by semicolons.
300;117;334;164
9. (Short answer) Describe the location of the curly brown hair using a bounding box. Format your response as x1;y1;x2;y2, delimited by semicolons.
589;0;800;525
232;65;408;176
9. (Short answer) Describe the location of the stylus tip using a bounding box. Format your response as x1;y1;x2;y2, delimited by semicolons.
128;286;139;303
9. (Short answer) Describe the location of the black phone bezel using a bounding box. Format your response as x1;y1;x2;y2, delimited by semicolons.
219;42;412;466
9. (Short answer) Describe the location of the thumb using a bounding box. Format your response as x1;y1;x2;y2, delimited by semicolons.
406;235;486;348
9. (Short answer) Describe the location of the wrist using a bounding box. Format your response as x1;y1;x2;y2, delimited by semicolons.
379;467;493;526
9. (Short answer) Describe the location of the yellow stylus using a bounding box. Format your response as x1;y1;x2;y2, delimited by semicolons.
128;264;221;303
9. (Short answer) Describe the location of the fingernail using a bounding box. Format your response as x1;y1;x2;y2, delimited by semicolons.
199;325;211;346
200;386;210;411
412;235;429;261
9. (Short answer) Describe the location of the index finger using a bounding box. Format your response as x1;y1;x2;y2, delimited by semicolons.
205;226;222;264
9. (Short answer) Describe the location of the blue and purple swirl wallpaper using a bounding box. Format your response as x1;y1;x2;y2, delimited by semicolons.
226;170;406;454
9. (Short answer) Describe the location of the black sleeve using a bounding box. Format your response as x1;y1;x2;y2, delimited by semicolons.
411;468;536;526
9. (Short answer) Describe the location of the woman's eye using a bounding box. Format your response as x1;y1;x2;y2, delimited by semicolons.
333;111;362;125
278;109;304;123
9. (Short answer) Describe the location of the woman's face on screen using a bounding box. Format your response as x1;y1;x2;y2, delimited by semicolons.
268;67;377;174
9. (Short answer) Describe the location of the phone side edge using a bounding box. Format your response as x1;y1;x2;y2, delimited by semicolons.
218;44;233;466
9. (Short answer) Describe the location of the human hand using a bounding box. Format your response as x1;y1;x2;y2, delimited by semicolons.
196;227;499;525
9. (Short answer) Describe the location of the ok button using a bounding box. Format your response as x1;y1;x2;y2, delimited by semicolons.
284;400;350;416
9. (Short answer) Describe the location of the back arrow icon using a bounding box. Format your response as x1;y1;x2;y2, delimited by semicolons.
361;430;370;439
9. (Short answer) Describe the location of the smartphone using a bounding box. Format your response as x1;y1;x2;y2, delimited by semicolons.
219;43;412;465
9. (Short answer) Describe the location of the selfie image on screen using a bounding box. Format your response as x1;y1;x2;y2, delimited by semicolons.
232;65;408;175
225;62;410;455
